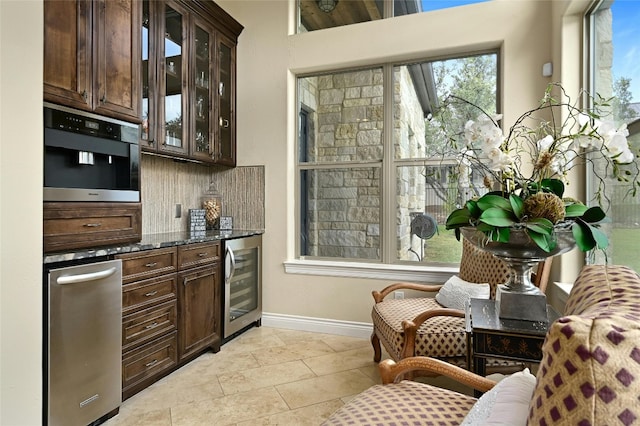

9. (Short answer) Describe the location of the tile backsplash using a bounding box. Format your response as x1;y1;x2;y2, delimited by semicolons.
141;155;265;234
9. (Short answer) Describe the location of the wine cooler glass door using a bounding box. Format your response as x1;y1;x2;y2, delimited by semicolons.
224;235;262;339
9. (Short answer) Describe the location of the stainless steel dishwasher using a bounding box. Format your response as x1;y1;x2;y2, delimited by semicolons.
46;259;122;426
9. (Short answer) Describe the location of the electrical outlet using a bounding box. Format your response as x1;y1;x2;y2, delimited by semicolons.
175;203;181;218
394;291;404;300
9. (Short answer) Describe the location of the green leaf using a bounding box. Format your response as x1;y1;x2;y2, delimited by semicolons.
564;203;589;218
588;223;609;249
572;221;596;252
496;227;511;243
580;206;608;224
528;229;557;252
509;194;524;220
477;194;512;212
466;200;482;218
524;217;554;235
541;178;565;198
445;208;472;229
478;207;517;227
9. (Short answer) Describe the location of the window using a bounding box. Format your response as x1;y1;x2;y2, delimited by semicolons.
588;1;640;271
298;0;489;33
296;53;498;266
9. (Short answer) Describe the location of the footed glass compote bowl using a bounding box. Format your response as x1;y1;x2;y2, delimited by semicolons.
461;226;576;322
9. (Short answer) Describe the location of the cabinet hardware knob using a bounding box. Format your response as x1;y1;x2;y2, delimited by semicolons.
219;118;229;128
83;223;102;227
144;291;158;297
145;359;159;368
198;252;207;257
81;90;88;100
145;262;158;268
145;322;159;329
100;95;106;104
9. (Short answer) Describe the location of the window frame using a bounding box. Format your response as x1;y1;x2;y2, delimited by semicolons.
289;50;500;280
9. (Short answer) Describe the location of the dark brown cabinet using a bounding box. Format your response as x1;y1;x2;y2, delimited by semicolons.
177;242;222;361
43;202;142;253
117;247;179;400
116;241;221;399
44;0;141;123
141;0;242;165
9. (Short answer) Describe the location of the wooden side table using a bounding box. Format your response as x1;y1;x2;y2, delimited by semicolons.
465;298;560;378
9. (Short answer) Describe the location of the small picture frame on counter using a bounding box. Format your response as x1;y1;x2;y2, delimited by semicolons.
220;216;233;230
188;209;207;237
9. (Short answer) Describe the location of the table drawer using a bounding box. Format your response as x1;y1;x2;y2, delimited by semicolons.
122;331;177;399
122;299;177;351
178;241;220;270
473;332;545;362
116;247;178;283
123;274;177;312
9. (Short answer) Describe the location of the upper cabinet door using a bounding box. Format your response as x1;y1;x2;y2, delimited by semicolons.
215;35;237;167
43;0;141;123
93;0;141;121
159;1;189;156
190;18;215;162
43;0;92;110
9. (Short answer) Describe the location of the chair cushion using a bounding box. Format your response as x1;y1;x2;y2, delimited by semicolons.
372;297;467;359
436;275;490;310
322;379;477;425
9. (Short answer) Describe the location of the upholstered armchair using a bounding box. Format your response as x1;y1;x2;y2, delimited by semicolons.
371;237;552;370
326;265;640;426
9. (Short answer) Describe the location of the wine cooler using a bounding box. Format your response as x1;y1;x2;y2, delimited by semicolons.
223;234;262;340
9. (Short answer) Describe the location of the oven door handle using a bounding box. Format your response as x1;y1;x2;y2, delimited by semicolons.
225;246;236;282
56;267;117;285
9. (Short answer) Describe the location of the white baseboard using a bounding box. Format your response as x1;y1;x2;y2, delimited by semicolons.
261;312;373;340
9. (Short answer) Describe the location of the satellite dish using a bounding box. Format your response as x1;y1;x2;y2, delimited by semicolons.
411;213;438;240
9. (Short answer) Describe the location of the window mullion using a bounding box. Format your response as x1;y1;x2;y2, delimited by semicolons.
382;64;395;264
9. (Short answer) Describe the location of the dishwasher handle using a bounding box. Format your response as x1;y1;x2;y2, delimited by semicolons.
56;267;118;285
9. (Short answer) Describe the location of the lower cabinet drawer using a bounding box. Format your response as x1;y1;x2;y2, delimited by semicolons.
122;331;178;399
122;299;177;352
122;274;177;313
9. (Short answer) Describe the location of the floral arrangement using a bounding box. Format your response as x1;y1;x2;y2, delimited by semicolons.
444;83;639;253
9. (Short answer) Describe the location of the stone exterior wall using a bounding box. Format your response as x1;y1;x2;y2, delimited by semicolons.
300;67;426;260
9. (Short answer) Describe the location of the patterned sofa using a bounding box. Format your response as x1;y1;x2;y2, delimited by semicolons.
323;265;640;425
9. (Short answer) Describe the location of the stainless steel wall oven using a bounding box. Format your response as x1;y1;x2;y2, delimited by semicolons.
43;102;140;202
223;235;262;340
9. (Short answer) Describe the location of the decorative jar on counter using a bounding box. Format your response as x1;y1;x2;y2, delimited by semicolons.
201;186;222;230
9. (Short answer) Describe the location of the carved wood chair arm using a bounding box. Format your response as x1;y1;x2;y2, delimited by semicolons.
379;356;496;393
372;282;443;303
399;308;466;359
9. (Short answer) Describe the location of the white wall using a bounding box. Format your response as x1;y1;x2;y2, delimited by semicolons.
0;0;44;423
219;0;570;325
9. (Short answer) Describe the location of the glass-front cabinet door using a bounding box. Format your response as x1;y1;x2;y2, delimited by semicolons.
191;19;214;162
216;35;236;166
141;0;154;145
160;1;188;155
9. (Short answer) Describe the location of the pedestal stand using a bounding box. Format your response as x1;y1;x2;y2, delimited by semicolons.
495;257;549;323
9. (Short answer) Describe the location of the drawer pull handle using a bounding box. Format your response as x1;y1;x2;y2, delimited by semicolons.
145;262;158;268
84;223;102;228
145;322;159;330
144;291;158;297
198;252;208;257
145;359;159;368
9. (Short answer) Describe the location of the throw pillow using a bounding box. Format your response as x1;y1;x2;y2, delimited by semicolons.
435;275;490;310
461;368;537;426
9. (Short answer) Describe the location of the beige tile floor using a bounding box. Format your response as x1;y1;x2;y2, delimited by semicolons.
105;326;471;425
104;326;382;426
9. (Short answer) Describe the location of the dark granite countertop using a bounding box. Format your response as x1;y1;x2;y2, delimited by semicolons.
43;229;264;264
